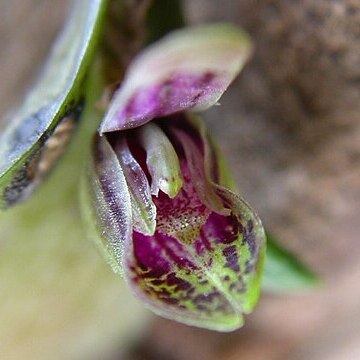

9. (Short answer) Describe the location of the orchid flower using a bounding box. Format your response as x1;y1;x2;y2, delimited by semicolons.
0;0;316;337
81;25;266;331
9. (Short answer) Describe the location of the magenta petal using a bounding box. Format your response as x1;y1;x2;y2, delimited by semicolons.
99;24;252;133
122;116;265;331
102;72;226;131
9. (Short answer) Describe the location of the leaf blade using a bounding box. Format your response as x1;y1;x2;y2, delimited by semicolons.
0;0;107;208
263;233;318;292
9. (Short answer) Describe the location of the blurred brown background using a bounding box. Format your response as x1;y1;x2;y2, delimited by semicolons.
1;1;360;359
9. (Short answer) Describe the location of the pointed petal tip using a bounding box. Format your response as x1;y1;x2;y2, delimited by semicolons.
159;176;184;199
98;119;119;135
137;122;184;199
113;137;157;236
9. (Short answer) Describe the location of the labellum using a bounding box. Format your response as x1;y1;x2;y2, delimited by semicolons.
0;0;107;208
82;115;266;331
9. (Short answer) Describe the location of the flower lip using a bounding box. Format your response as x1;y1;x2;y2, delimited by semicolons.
124;116;265;331
84;114;265;331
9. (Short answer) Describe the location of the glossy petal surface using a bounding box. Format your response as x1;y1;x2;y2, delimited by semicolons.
100;24;252;132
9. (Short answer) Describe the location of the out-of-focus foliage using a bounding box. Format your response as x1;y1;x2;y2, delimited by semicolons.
263;233;318;292
0;64;149;360
0;0;107;208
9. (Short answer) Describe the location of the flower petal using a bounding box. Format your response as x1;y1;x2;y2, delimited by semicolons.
81;134;132;275
168;122;227;215
112;134;157;235
137;122;183;198
124;116;265;331
99;24;252;132
125;187;265;331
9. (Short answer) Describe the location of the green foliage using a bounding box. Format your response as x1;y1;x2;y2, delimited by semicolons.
0;0;107;208
263;233;318;292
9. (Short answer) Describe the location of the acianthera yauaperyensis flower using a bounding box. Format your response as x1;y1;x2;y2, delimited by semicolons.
82;25;266;331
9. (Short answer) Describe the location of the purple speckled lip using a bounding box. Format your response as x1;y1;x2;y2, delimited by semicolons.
90;113;265;329
104;115;263;327
103;71;226;131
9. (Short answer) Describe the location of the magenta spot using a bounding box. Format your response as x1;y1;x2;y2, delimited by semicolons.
115;72;220;129
194;230;213;255
201;212;240;245
133;231;171;278
229;277;246;293
166;272;193;291
193;290;221;306
241;220;257;257
132;230;197;278
161;297;179;305
223;245;240;272
156;232;197;269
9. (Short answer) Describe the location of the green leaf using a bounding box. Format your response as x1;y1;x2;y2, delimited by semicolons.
0;0;107;208
262;232;318;292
